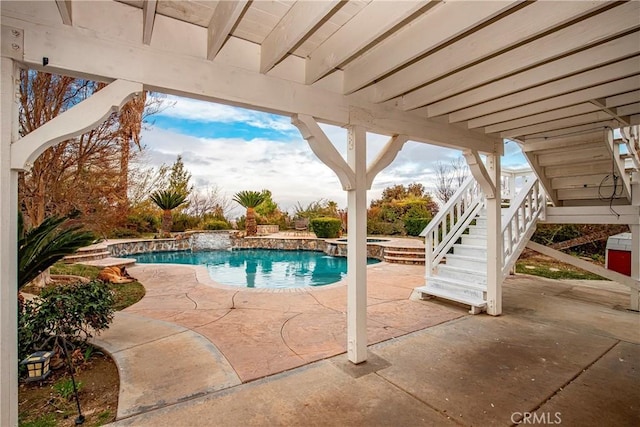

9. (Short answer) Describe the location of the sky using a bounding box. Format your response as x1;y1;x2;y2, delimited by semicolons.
139;94;527;217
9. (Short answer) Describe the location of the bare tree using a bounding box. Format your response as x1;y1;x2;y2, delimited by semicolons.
433;156;469;203
186;185;233;219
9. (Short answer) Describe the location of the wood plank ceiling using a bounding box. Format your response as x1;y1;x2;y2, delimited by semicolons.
18;1;640;145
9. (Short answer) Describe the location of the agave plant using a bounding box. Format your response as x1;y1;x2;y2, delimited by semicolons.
233;190;266;237
150;189;187;235
18;214;96;289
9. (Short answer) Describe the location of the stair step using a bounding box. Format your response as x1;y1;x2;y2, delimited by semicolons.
445;254;486;271
474;218;487;227
415;285;486;313
452;244;487;257
438;265;487;285
77;257;137;268
384;255;425;265
427;275;486;292
461;235;486;246
467;225;486;236
384;249;425;257
63;251;111;263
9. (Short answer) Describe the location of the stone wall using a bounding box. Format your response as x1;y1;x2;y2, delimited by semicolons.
256;225;279;235
108;232;385;261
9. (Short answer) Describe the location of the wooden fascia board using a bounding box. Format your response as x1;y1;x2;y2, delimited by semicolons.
3;17;498;154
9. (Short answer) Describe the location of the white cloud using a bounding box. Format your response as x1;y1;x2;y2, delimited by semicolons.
157;95;295;132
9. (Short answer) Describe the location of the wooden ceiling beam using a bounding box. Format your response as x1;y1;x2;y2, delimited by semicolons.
305;0;429;85
55;0;72;25
207;0;249;61
260;0;341;74
142;0;157;45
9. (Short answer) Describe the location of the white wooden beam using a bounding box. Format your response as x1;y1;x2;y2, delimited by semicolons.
485;153;502;316
426;35;640;116
402;3;640;109
346;125;368;363
463;149;495;198
590;98;631;126
291;114;355;190
463;76;640;127
607;90;640;108
502;111;620;139
11;79;142;169
617;103;640;117
446;61;640;122
482;104;600;133
305;0;429;85
343;0;518;94
527;241;640;293
55;0;72;25
605;128;632;200
260;0;340;74
0;57;19;427
365;0;610;103
522;132;603;153
2;18;498;154
524;120;618;141
366;134;408;189
523;151;559;206
542;205;640;224
207;0;249;61
349;106;501;155
142;0;157;45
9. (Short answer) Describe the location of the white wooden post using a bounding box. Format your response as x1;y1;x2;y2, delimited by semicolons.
486;153;502;316
631;225;639;311
0;57;20;427
347;125;368;363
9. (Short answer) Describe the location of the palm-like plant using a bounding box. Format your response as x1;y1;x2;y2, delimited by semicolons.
233;190;266;236
150;189;187;235
18;214;96;289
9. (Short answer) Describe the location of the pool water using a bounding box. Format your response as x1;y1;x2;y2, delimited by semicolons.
134;249;380;289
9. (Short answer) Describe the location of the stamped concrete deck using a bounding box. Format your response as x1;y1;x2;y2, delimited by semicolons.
95;262;639;426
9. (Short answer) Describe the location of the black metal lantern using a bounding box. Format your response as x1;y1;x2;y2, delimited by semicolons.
21;351;53;382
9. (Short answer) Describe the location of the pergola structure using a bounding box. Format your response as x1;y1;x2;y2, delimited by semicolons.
1;1;639;425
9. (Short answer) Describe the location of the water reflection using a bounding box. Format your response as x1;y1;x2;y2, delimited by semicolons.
134;249;380;289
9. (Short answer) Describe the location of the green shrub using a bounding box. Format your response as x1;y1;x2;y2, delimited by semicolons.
125;213;159;233
53;378;83;400
107;227;141;238
202;219;229;230
171;212;199;232
404;217;430;236
310;217;342;238
18;280;114;361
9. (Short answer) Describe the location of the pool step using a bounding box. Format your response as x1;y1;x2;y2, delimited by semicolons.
383;247;425;265
77;257;137;268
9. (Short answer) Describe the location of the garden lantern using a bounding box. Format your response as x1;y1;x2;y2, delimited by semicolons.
21;351;53;382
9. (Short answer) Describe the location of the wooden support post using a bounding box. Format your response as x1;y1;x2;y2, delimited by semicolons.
631;224;639;311
347;125;368;363
486;153;502;316
0;57;19;427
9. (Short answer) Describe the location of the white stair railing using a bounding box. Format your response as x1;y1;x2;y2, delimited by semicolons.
420;176;484;275
501;176;546;278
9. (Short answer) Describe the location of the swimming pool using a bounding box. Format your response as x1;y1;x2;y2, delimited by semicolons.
134;249;380;289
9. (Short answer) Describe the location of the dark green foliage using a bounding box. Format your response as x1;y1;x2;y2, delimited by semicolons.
203;219;230;230
107;227;141;238
124;213;160;234
150;189;187;211
233;190;267;209
294;199;340;219
18;214;96;289
171;212;199;232
402;204;432;236
18;280;114;361
310;217;342;238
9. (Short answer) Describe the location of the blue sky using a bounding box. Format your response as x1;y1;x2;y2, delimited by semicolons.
139;95;527;216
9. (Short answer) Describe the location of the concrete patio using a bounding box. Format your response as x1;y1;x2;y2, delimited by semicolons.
91;262;639;426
